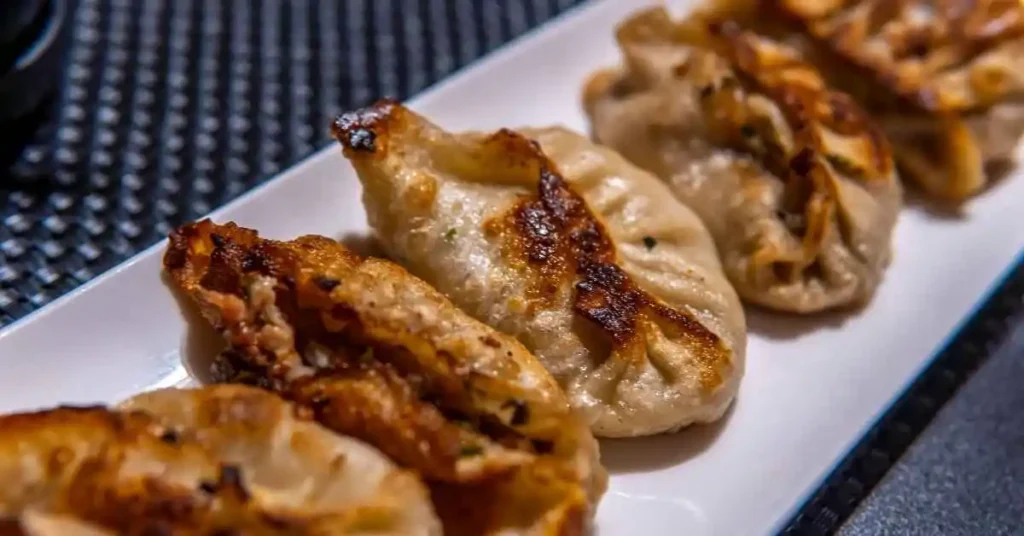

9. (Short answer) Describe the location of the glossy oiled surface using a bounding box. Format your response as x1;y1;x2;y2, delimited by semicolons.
335;102;745;438
0;1;1022;535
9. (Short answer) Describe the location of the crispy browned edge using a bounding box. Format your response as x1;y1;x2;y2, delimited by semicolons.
0;406;305;534
332;99;732;391
164;220;592;536
593;7;897;290
677;12;895;181
770;0;1024;112
166;221;520;482
600;3;898;191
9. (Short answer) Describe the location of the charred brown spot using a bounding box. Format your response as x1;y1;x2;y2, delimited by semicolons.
0;517;23;536
700;24;893;180
516;202;562;265
503;399;530;426
531;439;555;455
774;0;1024;112
159;429;181;445
241;249;270;273
64;468;213;534
210;233;227;248
789;147;816;176
500;161;725;366
199;237;248;295
314;276;341;292
218;465;250;502
331;98;401;154
291;366;474;482
164;226;195;270
162;219;589;534
198;480;218;495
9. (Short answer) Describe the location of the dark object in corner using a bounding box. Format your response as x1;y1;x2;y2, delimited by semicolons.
0;0;67;124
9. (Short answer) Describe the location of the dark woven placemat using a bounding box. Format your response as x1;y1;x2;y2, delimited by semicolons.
0;0;587;325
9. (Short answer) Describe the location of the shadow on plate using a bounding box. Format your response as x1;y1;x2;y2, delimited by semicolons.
901;160;1014;220
599;403;735;474
902;187;968;221
745;305;853;341
163;272;223;384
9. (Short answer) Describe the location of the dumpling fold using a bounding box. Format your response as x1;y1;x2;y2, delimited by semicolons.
163;220;606;536
583;7;903;313
333;100;746;438
767;0;1024;201
0;385;440;535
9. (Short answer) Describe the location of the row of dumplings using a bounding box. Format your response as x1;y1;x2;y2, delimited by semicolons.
2;1;1019;534
1;218;607;535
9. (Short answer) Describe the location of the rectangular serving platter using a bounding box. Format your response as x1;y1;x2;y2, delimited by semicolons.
1;1;1022;534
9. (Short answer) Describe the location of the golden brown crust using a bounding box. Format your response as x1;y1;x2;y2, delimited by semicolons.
165;221;534;482
215;349;504;483
336;100;731;392
773;0;1024;112
605;7;897;289
501;168;727;389
331;99;404;156
744;0;1024;200
0;406;292;535
1;386;443;536
163;220;603;536
703;20;894;178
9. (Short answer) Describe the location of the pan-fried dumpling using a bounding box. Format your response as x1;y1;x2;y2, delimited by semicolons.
332;100;746;438
0;385;440;535
163;220;606;536
583;8;902;313
120;386;441;535
766;0;1024;201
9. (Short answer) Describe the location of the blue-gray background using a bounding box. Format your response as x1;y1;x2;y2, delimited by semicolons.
841;323;1024;536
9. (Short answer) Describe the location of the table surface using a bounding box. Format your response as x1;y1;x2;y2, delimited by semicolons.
842;323;1024;536
2;1;1021;534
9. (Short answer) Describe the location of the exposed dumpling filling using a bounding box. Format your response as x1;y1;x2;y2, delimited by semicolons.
333;100;746;438
163;220;606;536
584;7;902;314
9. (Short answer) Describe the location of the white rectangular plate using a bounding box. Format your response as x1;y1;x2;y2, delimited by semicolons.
1;1;1022;534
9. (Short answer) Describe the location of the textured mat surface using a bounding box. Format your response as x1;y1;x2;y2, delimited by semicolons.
0;0;587;325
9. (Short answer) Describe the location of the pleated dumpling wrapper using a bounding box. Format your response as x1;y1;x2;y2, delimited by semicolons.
0;384;440;535
332;100;746;438
767;0;1024;201
163;220;606;536
583;8;903;314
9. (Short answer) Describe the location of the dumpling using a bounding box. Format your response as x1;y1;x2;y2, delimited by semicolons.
766;0;1024;201
163;220;606;536
332;100;746;438
119;385;441;535
583;7;902;313
0;384;440;535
